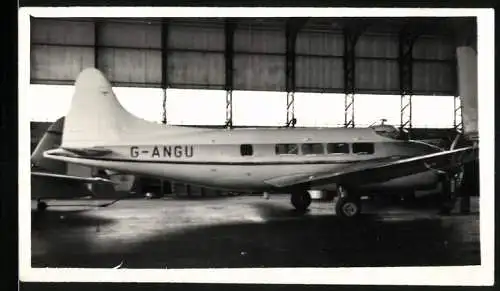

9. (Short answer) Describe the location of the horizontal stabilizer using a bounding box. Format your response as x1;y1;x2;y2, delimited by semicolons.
44;147;113;159
62;147;113;157
31;171;117;184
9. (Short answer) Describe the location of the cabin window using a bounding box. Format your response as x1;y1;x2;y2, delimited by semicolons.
240;144;253;156
301;143;324;155
327;143;350;154
275;144;298;155
352;143;375;154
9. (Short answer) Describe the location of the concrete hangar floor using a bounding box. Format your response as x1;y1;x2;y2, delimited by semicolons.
31;193;480;269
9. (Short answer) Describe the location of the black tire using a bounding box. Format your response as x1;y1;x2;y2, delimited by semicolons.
291;191;312;212
335;196;362;218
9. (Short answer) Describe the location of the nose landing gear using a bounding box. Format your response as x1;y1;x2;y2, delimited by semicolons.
334;185;362;218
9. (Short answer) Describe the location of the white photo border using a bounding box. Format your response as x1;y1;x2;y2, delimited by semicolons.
18;7;495;286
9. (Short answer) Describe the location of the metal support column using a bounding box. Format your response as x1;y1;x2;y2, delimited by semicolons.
286;92;296;127
161;19;169;124
400;95;412;134
399;29;416;137
225;90;233;128
454;95;463;133
224;19;235;129
452;48;463;133
92;20;103;179
343;27;360;128
344;93;355;127
94;20;100;69
285;19;305;127
156;20;170;196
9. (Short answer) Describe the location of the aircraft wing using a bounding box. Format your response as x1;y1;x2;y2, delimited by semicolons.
264;146;478;189
31;171;117;184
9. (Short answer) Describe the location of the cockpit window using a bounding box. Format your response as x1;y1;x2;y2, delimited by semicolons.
353;143;374;154
371;125;409;141
327;143;350;154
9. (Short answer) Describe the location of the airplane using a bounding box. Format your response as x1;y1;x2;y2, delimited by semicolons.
31;116;117;211
43;68;479;218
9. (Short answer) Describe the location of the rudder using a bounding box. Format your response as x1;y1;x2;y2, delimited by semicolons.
62;68;143;148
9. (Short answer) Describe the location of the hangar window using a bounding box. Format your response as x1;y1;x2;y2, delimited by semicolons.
301;143;324;155
352;143;375;155
327;143;350;154
275;144;299;155
240;144;253;156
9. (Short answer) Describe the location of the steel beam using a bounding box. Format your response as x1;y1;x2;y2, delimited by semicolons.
161;19;169;124
454;95;463;133
399;27;419;136
225;90;233;128
451;40;463;133
285;20;296;127
94;20;100;69
344;93;355;128
400;94;412;132
343;26;363;128
224;19;235;128
286;92;296;127
284;18;307;127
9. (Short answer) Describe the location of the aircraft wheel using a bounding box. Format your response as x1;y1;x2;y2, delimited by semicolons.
335;186;362;218
37;201;48;212
291;190;312;212
335;196;362;218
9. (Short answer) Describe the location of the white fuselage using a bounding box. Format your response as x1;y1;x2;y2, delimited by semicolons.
45;127;443;193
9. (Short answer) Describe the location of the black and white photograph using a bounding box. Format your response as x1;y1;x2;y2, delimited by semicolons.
19;7;494;286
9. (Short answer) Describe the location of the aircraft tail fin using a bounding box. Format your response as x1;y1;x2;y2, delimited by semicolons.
31;117;67;174
62;68;150;148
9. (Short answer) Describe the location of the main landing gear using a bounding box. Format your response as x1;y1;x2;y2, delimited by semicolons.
290;190;312;212
36;199;48;212
334;185;362;218
289;186;363;218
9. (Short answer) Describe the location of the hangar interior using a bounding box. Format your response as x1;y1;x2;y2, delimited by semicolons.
29;16;478;199
28;15;482;270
